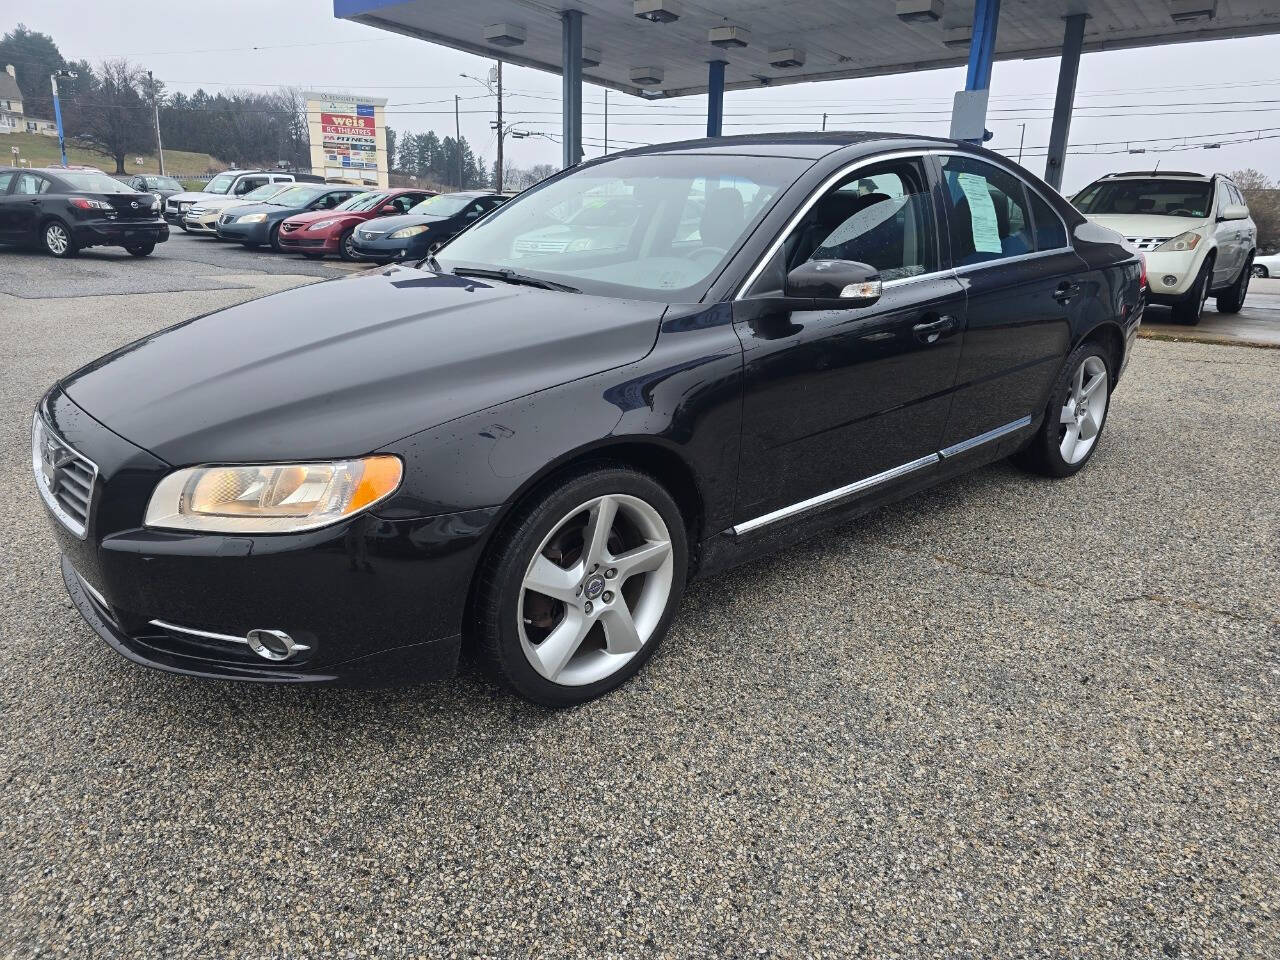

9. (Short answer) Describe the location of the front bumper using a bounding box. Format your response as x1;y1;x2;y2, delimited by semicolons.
214;219;271;244
182;213;222;234
38;388;495;686
279;228;339;253
71;219;169;249
1141;248;1204;300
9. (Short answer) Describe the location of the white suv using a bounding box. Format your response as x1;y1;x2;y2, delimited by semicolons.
1073;171;1255;324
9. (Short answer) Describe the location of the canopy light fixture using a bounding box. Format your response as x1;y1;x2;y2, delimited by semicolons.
483;23;526;47
897;0;943;23
1202;142;1221;149
631;66;664;85
1170;0;1217;23
942;26;971;49
634;0;680;24
768;48;806;69
582;46;601;68
709;25;750;49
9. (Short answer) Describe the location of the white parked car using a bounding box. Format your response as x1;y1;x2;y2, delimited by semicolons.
163;170;317;231
1251;251;1280;278
1073;171;1256;323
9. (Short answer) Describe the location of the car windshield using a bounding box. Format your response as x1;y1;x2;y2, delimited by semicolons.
58;172;139;194
1073;179;1214;218
269;185;324;207
204;173;237;195
408;194;473;217
147;176;183;191
337;191;388;212
438;154;808;301
241;184;284;202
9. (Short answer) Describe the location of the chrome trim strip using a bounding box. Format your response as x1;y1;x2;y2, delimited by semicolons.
149;619;249;646
952;247;1073;275
938;416;1033;459
731;453;940;536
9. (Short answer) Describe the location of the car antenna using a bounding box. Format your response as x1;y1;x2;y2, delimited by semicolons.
1152;158;1162;174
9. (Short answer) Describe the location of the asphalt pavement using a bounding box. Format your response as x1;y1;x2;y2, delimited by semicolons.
1140;276;1280;347
0;247;1277;959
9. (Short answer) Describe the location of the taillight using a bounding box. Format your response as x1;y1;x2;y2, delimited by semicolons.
1139;253;1148;289
68;197;112;211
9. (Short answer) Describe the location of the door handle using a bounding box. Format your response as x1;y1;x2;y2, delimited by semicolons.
912;315;956;345
1053;281;1080;303
28;198;40;204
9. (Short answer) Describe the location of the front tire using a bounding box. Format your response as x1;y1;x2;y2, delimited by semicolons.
1253;264;1268;279
268;222;283;253
473;465;688;707
338;227;358;262
42;219;77;258
1012;341;1111;478
1171;260;1212;324
1215;256;1252;314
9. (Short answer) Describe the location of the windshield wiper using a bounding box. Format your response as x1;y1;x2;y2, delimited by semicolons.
451;267;580;294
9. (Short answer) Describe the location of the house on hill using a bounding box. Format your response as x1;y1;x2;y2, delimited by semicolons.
1;64;58;137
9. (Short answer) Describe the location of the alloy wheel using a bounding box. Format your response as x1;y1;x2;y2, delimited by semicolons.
1058;355;1109;465
45;223;69;256
518;494;674;686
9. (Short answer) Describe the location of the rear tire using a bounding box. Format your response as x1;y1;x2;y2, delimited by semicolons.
1215;256;1252;314
42;219;77;258
473;465;688;707
268;222;283;253
1012;341;1112;478
125;243;155;257
1253;264;1268;279
1171;260;1211;325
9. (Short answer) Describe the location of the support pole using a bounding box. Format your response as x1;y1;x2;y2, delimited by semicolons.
950;0;1001;143
1044;14;1086;191
454;94;462;188
706;60;726;138
603;89;608;154
561;9;583;169
148;71;164;176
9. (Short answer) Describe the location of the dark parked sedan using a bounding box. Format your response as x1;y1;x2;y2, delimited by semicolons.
214;183;364;251
350;190;507;262
0;166;168;257
33;133;1142;706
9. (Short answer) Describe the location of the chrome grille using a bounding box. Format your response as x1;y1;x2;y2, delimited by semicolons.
32;415;98;538
220;213;235;224
1125;236;1171;252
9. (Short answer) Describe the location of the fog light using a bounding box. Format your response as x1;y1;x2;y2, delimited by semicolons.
1162;274;1178;286
246;628;307;661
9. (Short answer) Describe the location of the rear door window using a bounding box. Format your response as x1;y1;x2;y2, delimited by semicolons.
1027;189;1068;250
938;155;1037;265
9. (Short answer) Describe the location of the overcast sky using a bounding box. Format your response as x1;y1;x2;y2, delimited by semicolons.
13;0;1280;192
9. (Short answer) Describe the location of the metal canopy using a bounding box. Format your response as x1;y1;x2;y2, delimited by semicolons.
336;0;1280;99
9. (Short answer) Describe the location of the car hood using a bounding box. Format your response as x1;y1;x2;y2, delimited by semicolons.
60;265;664;465
285;209;364;227
190;195;256;212
1085;214;1206;238
362;213;445;233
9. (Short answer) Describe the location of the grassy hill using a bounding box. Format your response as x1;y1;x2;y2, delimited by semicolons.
2;131;221;178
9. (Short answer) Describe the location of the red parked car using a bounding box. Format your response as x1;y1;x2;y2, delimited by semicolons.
278;188;435;260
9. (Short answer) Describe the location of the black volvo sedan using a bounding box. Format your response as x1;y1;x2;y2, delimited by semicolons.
0;166;168;257
33;133;1142;706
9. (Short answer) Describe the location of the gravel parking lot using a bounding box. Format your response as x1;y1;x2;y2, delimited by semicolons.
1;245;1277;958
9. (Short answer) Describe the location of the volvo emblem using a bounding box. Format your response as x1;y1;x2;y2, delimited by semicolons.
583;574;606;601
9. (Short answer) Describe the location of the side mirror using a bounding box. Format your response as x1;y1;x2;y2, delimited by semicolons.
1221;204;1249;222
785;259;883;308
379;204;398;215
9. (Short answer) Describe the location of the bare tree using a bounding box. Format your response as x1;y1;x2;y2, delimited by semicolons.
67;59;155;173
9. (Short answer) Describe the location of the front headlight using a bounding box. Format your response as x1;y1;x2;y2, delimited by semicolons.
1154;231;1202;253
238;213;268;224
308;219;337;231
144;456;403;533
388;224;429;239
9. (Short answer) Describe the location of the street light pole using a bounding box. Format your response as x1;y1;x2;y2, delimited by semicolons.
495;61;503;192
50;70;76;168
147;70;165;176
454;94;462;189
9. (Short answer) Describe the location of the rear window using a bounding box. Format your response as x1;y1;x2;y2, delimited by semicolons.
58;172;139;194
269;185;324;207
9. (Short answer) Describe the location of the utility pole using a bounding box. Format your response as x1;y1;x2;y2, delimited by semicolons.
50;70;77;168
822;112;827;131
495;61;503;192
1017;123;1026;165
147;70;165;175
604;89;608;154
454;94;462;189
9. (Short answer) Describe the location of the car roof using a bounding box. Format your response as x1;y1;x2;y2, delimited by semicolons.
1098;170;1214;181
610;130;966;161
